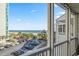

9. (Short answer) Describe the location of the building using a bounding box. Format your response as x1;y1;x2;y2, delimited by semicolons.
55;12;76;43
0;3;7;46
56;14;66;43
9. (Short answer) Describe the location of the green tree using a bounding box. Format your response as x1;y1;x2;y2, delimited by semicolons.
9;33;17;43
28;33;34;39
21;33;29;39
17;32;22;38
37;30;47;40
37;33;42;39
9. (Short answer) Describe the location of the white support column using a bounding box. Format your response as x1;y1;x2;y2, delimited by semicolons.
47;3;51;47
50;3;54;56
66;8;71;56
47;3;51;55
47;3;54;56
68;8;71;56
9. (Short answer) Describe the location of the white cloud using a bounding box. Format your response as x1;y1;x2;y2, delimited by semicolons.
31;10;38;13
59;11;65;15
9;22;47;30
55;15;60;19
54;4;58;8
17;19;22;22
55;11;65;19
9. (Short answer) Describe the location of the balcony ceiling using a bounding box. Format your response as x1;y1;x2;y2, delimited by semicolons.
68;3;79;13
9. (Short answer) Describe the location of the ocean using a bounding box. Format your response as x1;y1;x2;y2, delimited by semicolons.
9;30;47;33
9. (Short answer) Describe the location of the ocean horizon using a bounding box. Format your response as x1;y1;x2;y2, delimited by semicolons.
9;30;47;32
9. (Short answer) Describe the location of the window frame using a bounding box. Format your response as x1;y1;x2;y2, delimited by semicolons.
58;24;65;35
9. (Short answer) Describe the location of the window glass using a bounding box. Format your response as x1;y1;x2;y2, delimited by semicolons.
63;25;65;34
54;4;66;43
58;25;62;33
58;25;65;35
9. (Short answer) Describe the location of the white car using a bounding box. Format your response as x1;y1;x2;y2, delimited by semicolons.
4;42;14;48
0;46;4;50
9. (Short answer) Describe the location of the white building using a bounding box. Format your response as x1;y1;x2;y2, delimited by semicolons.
0;3;7;46
56;14;66;43
56;13;76;44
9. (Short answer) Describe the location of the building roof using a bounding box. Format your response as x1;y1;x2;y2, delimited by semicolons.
56;14;66;23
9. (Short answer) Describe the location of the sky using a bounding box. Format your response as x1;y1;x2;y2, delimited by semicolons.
8;3;65;30
54;4;65;31
54;4;65;21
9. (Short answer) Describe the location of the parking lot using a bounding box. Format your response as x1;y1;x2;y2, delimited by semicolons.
0;39;47;56
0;42;25;56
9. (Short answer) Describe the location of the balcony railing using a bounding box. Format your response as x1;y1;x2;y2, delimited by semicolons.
21;46;50;56
54;40;68;56
70;38;78;56
20;37;78;56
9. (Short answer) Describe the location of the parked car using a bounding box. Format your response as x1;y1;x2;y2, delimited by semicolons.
30;39;41;46
11;50;24;56
11;42;34;56
4;42;15;48
11;39;41;56
17;38;25;43
4;44;12;48
24;43;34;50
0;46;4;50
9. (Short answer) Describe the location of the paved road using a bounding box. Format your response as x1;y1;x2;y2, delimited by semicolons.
0;42;25;56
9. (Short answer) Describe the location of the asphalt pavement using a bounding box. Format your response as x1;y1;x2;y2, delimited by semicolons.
0;42;25;56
